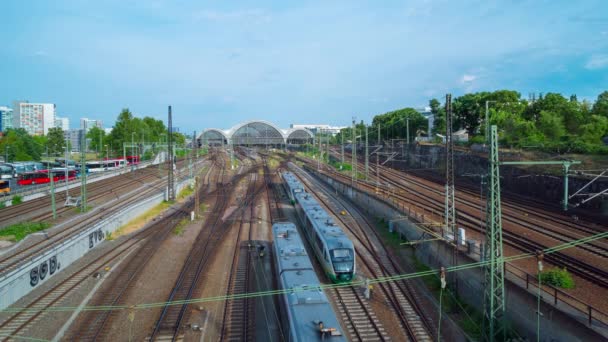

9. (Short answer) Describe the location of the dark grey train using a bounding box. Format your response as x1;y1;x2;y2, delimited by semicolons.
272;222;345;341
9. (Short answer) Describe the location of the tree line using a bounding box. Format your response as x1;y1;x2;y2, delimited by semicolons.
0;108;186;162
335;90;608;154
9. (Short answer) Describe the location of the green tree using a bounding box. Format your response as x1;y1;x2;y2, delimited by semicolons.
46;127;65;156
0;129;44;161
592;91;608;118
579;115;608;143
371;107;427;142
87;126;106;154
430;98;445;136
537;110;566;141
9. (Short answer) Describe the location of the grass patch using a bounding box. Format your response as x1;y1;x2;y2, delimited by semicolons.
373;217;403;248
411;254;483;339
0;201;5;209
178;185;194;200
113;201;173;238
75;205;93;213
12;196;22;206
173;218;189;235
540;267;575;289
371;215;483;340
0;222;52;241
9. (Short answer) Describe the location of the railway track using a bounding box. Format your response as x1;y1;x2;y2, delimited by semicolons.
148;161;261;341
220;172;258;341
261;156;400;341
65;160;218;341
0;157;217;342
307;154;608;289
372;167;608;288
291;163;434;341
331;287;391;342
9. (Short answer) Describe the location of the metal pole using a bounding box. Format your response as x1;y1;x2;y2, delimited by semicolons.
377;124;380;185
351;118;356;185
131;132;134;171
80;129;87;212
341;131;344;164
365;124;369;181
167;105;175;201
406;117;410;145
64;137;69;199
318;129;322;169
49;168;56;219
563;163;570;211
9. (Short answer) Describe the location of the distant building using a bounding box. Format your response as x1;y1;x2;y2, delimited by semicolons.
80;118;102;132
289;124;346;136
55;117;70;131
416;106;434;136
12;101;56;135
64;129;84;152
104;127;113;135
0;106;13;132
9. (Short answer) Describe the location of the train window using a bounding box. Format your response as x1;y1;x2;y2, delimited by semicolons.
331;249;353;262
315;233;323;250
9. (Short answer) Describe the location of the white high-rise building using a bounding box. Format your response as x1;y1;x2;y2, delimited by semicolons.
80;118;102;132
55;117;70;131
12;101;56;135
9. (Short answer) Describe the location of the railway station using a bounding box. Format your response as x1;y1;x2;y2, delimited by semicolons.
1;117;606;342
1;2;608;341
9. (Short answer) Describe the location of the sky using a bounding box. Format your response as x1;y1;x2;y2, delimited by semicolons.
1;0;607;131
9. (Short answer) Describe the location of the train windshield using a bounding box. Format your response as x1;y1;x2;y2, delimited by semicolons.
331;249;353;260
331;248;354;273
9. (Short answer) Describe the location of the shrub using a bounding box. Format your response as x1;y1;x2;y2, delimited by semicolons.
539;267;575;289
12;195;22;206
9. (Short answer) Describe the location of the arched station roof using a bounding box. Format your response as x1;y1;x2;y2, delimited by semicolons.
199;120;314;145
200;128;229;144
285;128;314;143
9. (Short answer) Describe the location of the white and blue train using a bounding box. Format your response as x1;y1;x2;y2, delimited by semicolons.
281;171;356;283
272;222;345;341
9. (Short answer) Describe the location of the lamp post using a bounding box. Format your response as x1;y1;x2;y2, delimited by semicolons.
131;132;135;172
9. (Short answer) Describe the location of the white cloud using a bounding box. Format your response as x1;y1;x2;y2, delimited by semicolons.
461;74;477;83
585;54;608;69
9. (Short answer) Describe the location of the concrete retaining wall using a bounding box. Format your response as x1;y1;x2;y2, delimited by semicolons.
309;169;605;341
0;177;191;310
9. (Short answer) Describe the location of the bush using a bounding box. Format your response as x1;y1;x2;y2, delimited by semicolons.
12;195;22;206
0;222;51;241
539;267;575;289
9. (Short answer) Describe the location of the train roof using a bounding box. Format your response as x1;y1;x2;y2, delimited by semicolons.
282;171;304;191
294;192;353;251
272;222;345;341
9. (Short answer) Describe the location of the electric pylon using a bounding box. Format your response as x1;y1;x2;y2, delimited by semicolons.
482;125;506;341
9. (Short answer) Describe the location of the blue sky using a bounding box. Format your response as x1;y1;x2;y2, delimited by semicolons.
1;0;607;131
